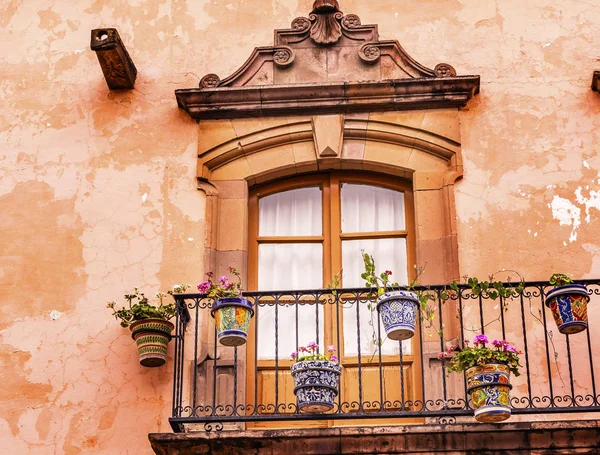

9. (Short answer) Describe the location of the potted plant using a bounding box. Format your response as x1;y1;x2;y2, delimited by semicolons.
545;273;590;335
361;252;423;341
439;335;521;423
290;342;342;413
107;284;190;367
198;267;254;347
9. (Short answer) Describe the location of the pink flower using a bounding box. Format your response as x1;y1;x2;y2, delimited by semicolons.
330;355;338;362
327;345;337;353
299;346;307;352
197;281;210;294
506;345;517;353
219;275;228;284
473;334;488;345
438;351;452;360
290;351;298;359
307;341;318;350
206;272;214;278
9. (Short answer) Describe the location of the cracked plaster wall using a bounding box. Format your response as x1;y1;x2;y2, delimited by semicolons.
2;0;600;453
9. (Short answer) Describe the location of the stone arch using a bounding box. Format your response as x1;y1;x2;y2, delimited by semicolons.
198;112;462;286
198;114;461;187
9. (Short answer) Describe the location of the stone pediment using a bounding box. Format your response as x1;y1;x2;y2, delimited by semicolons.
176;0;479;120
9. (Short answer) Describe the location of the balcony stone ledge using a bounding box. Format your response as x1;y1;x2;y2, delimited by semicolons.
149;419;600;454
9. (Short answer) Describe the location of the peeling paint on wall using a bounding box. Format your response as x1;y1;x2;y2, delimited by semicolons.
550;195;582;242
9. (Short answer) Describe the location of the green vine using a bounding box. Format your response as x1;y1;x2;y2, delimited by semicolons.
107;284;190;328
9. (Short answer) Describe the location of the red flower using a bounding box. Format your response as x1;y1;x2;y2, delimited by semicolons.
385;270;392;276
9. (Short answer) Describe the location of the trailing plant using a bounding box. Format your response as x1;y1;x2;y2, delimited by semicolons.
549;273;573;287
291;342;338;363
362;252;526;336
444;273;525;301
438;334;522;376
197;267;243;299
107;284;190;328
361;252;437;325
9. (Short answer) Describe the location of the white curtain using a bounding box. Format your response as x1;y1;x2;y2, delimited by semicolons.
259;187;322;236
341;183;405;233
342;238;411;356
257;187;324;360
340;183;410;356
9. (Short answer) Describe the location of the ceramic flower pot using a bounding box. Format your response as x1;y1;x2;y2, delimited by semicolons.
130;318;174;367
291;359;342;413
376;290;419;341
211;297;254;347
466;363;512;423
545;284;590;335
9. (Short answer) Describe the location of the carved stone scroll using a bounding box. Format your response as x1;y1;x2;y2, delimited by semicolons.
358;43;381;64
200;74;221;89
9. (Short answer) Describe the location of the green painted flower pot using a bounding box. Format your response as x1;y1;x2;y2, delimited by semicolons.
130;318;174;367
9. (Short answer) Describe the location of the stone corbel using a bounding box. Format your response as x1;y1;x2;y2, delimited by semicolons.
90;28;137;90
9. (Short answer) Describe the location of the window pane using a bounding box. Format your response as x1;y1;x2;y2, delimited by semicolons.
259;187;322;236
257;243;324;360
341;184;405;233
341;238;411;356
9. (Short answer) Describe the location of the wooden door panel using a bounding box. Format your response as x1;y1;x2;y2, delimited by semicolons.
341;364;414;411
257;369;295;414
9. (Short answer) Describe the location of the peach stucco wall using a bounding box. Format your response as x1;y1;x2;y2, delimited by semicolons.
2;0;600;454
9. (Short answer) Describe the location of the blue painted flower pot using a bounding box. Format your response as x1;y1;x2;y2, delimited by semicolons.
376;290;419;341
545;284;589;335
466;363;512;423
291;360;342;413
211;297;254;347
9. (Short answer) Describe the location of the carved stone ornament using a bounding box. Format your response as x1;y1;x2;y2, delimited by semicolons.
358;43;381;64
434;63;457;78
273;47;294;67
309;0;343;45
341;14;361;29
175;0;480;120
199;74;220;89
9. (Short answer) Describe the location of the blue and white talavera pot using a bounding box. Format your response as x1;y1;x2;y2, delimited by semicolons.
290;359;342;413
376;290;419;341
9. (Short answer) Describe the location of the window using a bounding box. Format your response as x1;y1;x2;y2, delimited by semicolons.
247;172;421;427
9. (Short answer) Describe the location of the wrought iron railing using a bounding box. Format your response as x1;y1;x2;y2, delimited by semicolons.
169;280;600;432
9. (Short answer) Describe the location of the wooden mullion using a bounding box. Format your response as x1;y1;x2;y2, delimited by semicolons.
257;235;324;244
338;356;415;367
339;230;408;240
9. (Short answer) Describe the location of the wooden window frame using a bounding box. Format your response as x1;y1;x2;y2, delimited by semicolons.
246;171;423;428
